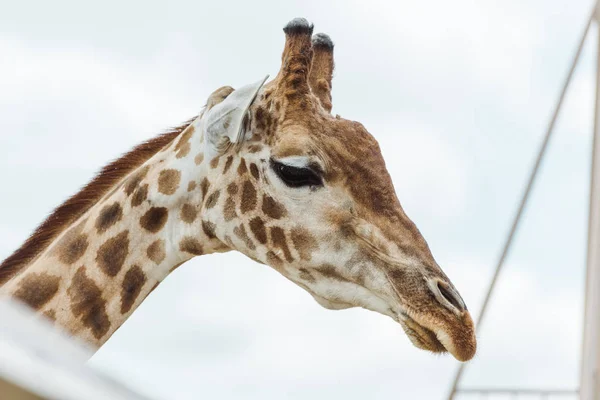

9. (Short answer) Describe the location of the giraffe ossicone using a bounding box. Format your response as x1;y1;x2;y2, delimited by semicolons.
0;18;476;362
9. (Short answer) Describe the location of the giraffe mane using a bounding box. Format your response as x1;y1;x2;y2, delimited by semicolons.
0;118;195;285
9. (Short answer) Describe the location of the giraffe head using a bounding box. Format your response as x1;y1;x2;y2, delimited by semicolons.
197;18;476;361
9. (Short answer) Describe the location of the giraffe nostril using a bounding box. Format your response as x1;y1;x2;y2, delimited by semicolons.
430;279;466;313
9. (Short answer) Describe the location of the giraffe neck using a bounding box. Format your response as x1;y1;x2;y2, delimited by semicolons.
0;123;228;349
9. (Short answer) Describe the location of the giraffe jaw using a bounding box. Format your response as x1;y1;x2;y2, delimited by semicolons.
397;311;446;355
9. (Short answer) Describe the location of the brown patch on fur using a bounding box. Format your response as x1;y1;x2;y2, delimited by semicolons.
249;163;260;180
131;184;149;207
270;226;293;262
210;157;220;169
240;181;257;213
176;142;191;158
194;153;204;165
237;158;248;176
205;190;220;209
68;266;110;340
96;231;129;277
249;217;267;244
200;178;210;201
202;220;217;239
124;165;150;196
140;207;169;233
262;195;287;219
13;272;60;310
57;231;89;265
223;156;234;174
95;202;123;233
147;239;166;264
291;228;318;261
158;169;181;195
187;181;197;192
180;203;198;224
0;119;192;285
224;197;237;221
299;268;315;283
227;182;238;195
234;224;256;250
174;125;194;158
179;237;203;255
120;265;147;314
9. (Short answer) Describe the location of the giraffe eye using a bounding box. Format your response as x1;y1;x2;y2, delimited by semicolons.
271;159;323;188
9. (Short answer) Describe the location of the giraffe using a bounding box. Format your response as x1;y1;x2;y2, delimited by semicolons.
0;18;476;362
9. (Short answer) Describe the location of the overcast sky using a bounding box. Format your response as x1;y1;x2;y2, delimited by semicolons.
0;0;597;398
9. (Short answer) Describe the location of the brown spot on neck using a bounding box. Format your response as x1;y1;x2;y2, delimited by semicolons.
68;266;110;340
174;125;194;158
205;190;221;209
158;169;181;195
124;165;150;196
57;229;89;265
200;178;210;201
227;182;238;195
140;207;169;233
237;158;248;176
120;265;147;314
223;197;237;221
180;203;198;224
96;231;130;277
131;184;149;207
95;202;123;233
179;237;203;255
147;239;166;264
202;220;217;239
223;156;234;174
13;272;60;310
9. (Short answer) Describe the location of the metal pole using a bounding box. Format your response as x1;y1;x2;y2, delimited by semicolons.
447;3;598;398
581;6;600;400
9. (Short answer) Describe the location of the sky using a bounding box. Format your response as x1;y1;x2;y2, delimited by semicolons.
0;0;596;398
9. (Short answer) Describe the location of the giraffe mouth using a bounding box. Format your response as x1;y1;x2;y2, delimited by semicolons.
397;311;446;354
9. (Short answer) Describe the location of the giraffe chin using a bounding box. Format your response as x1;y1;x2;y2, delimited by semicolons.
398;312;447;356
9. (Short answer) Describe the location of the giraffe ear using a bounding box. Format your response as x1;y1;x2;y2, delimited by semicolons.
202;75;269;158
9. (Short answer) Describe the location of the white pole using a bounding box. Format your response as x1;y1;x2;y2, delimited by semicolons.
581;6;600;400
